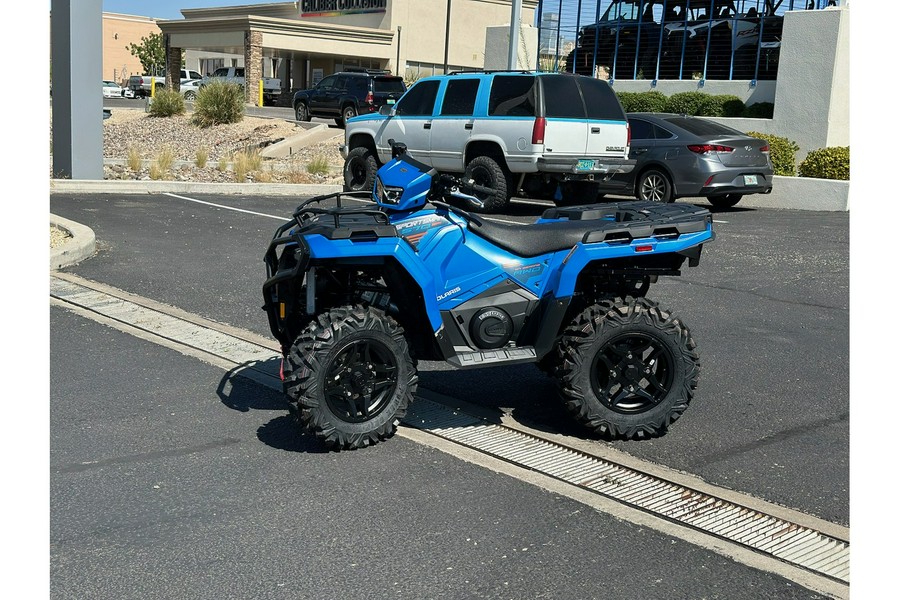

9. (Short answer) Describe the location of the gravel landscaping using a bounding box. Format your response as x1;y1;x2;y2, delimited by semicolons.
53;107;346;185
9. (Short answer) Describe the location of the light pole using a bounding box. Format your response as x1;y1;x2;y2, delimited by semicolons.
443;1;452;73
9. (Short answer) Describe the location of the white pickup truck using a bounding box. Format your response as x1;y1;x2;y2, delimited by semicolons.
126;69;203;98
203;67;282;105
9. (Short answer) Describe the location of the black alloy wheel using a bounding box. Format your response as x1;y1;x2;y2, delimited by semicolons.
589;332;675;414
556;297;699;440
282;305;417;450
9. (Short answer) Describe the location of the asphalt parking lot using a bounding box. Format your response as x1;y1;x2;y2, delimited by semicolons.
49;190;849;598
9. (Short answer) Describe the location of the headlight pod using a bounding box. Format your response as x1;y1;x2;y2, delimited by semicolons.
376;177;404;205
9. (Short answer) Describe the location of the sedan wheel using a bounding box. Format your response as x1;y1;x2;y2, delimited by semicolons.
637;169;673;203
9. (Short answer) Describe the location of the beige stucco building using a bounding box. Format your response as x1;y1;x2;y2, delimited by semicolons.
157;0;537;103
102;13;161;84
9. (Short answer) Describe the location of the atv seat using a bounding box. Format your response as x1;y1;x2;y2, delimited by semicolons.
467;218;613;257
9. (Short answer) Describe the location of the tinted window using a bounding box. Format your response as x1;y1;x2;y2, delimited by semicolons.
317;75;339;90
347;77;367;95
440;79;480;116
488;75;536;117
235;68;245;77
652;123;675;139
374;77;406;94
541;76;585;119
664;117;743;136
577;77;626;121
394;80;440;116
628;118;654;140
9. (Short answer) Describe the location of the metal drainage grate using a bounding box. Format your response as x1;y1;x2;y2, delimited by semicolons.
404;398;849;584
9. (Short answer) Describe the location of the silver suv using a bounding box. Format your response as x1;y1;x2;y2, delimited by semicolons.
340;71;635;212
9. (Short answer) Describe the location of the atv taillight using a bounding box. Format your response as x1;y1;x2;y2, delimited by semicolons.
688;144;734;154
365;91;374;105
532;117;546;145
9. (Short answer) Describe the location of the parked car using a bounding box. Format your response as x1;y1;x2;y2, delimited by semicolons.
181;79;203;101
612;112;773;208
202;67;281;105
293;68;406;127
102;81;124;98
127;70;203;98
341;71;635;212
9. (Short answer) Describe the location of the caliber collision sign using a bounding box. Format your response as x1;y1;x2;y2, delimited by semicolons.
300;0;388;17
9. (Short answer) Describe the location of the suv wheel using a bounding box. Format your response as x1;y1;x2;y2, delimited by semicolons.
463;155;510;213
341;105;358;127
343;147;378;192
295;102;310;122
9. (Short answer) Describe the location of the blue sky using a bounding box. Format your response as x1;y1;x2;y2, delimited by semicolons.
64;1;292;21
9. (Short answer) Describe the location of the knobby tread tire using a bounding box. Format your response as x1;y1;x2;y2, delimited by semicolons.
282;305;418;450
343;146;379;192
463;155;509;213
555;296;699;440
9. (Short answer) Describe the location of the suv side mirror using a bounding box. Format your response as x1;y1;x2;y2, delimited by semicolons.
379;104;394;116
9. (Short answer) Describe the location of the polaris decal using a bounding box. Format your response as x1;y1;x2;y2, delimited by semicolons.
396;215;445;250
436;286;461;302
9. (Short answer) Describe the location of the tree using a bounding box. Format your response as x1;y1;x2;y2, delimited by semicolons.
127;33;166;76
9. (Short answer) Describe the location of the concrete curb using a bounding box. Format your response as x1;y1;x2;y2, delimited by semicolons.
51;214;96;270
50;179;343;197
49;176;850;211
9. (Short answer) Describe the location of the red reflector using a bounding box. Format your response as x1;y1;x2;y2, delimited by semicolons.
635;245;653;252
532;117;546;145
704;175;714;187
688;144;734;154
365;91;374;105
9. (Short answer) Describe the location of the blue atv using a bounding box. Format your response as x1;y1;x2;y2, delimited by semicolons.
263;141;715;450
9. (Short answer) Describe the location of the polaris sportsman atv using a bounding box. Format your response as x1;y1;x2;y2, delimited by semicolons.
263;141;714;450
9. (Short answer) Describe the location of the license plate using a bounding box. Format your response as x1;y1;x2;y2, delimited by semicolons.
576;159;595;171
387;99;395;105
743;175;758;186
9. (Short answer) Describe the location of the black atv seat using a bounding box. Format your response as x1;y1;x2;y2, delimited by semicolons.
466;203;710;257
466;217;611;257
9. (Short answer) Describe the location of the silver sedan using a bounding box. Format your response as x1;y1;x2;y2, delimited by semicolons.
616;113;774;208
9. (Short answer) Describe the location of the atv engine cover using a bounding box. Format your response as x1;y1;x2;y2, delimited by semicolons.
469;307;513;349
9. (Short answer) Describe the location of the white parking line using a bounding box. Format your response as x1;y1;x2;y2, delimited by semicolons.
164;192;288;220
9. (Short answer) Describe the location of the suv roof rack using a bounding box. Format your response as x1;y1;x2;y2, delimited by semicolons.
343;67;392;75
447;70;536;75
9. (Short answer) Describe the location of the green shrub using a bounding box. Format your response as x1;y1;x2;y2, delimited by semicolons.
616;90;668;113
306;154;330;175
148;88;185;118
798;147;849;180
746;131;799;176
665;91;709;115
695;94;745;117
742;102;774;118
191;80;245;128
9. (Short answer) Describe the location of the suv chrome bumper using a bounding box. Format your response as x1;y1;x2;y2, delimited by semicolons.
537;156;636;175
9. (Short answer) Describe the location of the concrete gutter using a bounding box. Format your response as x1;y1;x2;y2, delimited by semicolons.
51;214;96;270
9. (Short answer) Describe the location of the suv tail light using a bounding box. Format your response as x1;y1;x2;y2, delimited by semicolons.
532;117;546;145
627;122;631;148
687;144;734;154
365;91;374;105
